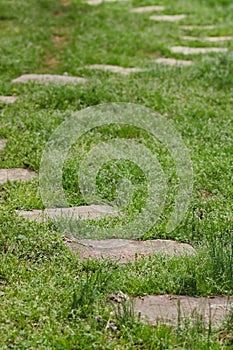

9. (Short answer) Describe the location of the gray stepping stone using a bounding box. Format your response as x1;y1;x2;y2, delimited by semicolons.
170;46;228;54
17;205;119;222
0;168;37;184
150;14;186;22
12;74;87;84
85;64;143;75
0;139;6;152
181;25;216;30
182;36;232;42
0;96;18;104
155;58;193;66
68;238;195;263
133;295;233;327
86;0;128;4
130;6;165;13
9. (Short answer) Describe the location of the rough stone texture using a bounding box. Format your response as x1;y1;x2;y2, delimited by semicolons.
17;205;119;222
182;36;232;42
155;58;193;66
12;74;87;84
130;6;165;13
0;168;37;184
68;239;195;263
0;139;6;152
0;96;18;104
150;14;186;22
181;25;216;30
133;295;233;327
85;64;143;75
170;46;228;54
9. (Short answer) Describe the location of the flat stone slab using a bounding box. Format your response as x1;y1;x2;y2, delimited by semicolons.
133;295;233;327
155;58;193;66
0;139;6;152
17;205;119;222
182;36;232;42
85;64;143;75
150;14;186;22
68;239;195;263
12;74;87;84
0;96;18;104
130;6;165;13
86;0;128;4
170;46;228;54
0;168;37;184
181;25;216;30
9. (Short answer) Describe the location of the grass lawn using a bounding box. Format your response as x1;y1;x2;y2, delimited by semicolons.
0;0;233;348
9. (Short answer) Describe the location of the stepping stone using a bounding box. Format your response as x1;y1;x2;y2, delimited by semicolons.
17;205;119;222
0;139;6;152
130;6;165;13
12;74;87;84
133;295;233;327
85;64;143;75
0;168;37;184
150;14;186;22
170;46;228;54
0;96;18;104
182;36;232;42
155;58;193;66
181;25;216;30
68;239;195;264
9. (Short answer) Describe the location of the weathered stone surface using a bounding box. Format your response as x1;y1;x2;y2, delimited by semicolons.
0;168;37;184
155;58;193;66
0;139;6;152
86;0;128;4
17;205;119;222
170;46;228;54
0;96;18;104
182;36;232;42
68;238;195;263
130;6;164;13
150;14;186;22
12;74;87;84
133;295;233;327
181;25;216;30
85;64;143;75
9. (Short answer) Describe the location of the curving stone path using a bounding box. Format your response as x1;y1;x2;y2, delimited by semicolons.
12;74;87;84
170;46;228;54
68;238;195;264
133;295;233;327
17;205;119;222
0;168;37;184
130;6;165;13
155;58;193;66
84;64;143;75
0;139;6;152
0;96;18;104
182;36;232;42
150;14;186;22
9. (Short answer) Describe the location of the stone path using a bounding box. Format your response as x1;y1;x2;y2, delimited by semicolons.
150;14;186;22
67;238;195;264
181;25;216;30
17;204;119;221
86;0;128;5
130;6;165;13
155;58;193;66
182;36;232;42
84;64;143;75
170;46;228;54
0;168;37;184
133;295;233;327
12;74;87;84
0;96;18;104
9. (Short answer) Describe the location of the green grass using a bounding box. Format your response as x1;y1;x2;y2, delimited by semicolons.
0;0;233;348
